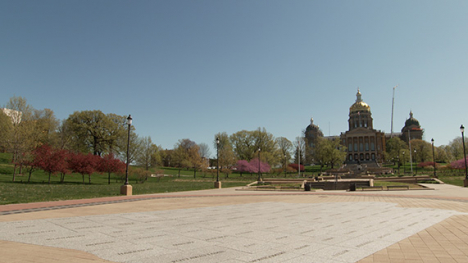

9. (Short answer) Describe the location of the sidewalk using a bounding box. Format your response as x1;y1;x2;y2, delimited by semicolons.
1;184;468;262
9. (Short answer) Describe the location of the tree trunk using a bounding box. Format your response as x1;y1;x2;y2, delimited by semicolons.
108;172;111;184
48;172;51;184
12;164;17;182
60;173;65;183
28;170;33;183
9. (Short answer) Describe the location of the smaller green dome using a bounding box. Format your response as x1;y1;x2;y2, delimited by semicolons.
404;111;420;127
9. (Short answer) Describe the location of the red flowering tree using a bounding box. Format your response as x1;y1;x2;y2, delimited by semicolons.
249;158;271;173
235;160;253;177
450;157;468;169
68;152;99;184
97;153;126;184
417;161;437;168
288;163;305;172
32;145;69;184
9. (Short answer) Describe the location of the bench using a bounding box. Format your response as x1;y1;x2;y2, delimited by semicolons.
360;186;383;191
387;185;410;190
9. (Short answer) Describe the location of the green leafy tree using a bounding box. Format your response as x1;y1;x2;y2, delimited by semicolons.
276;137;293;174
5;96;36;181
386;137;408;165
447;137;466;161
66;110;127;156
214;132;236;177
251;128;280;167
313;137;346;171
410;139;432;163
230;130;257;161
136;136;160;170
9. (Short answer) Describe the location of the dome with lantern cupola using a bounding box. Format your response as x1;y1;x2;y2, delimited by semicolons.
349;88;371;114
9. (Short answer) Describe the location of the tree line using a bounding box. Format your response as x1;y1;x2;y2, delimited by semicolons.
0;96;160;181
2;96;467;182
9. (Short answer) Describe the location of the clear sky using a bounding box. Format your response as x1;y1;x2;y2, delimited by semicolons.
2;0;467;155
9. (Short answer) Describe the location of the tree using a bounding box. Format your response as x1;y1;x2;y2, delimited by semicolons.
68;152;99;184
214;132;236;177
198;143;211;159
251;128;280;167
97;153;126;184
5;96;36;181
410;139;432;163
172;139;201;177
313;137;347;171
0;110;13;152
230;130;257;161
229;128;280;166
293;137;306;166
235;160;252;177
249;158;271;177
32;108;59;147
136;136;159;170
66;110;127;156
386;137;408;164
447;137;466;161
276;137;293;174
33;145;69;184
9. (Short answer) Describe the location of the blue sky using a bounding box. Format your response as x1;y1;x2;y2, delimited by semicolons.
2;0;467;155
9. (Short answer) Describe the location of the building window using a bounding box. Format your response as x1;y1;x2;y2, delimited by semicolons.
348;143;352;152
371;153;375;160
354;154;358;160
365;142;369;151
359;143;363;151
360;153;364;160
371;142;375;151
366;153;369;160
349;154;353;161
354;143;358;151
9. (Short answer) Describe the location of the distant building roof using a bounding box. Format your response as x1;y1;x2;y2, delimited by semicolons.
1;108;22;124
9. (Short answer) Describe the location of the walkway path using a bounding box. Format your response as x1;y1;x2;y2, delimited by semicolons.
1;184;468;262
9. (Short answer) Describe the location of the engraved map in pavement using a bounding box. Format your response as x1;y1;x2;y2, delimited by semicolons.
0;202;464;263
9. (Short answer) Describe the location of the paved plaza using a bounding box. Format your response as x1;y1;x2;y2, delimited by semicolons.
1;184;468;262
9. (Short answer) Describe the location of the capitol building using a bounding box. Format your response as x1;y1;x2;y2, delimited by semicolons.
305;89;423;165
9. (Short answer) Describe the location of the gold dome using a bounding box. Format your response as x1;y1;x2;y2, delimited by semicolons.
349;89;371;113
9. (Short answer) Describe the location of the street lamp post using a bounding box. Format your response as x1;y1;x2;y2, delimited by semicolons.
402;151;406;174
214;137;221;188
120;115;133;196
284;155;287;177
461;125;468;187
414;149;417;175
431;138;437;178
257;148;261;182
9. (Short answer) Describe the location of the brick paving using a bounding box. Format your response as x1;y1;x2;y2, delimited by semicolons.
1;184;468;262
